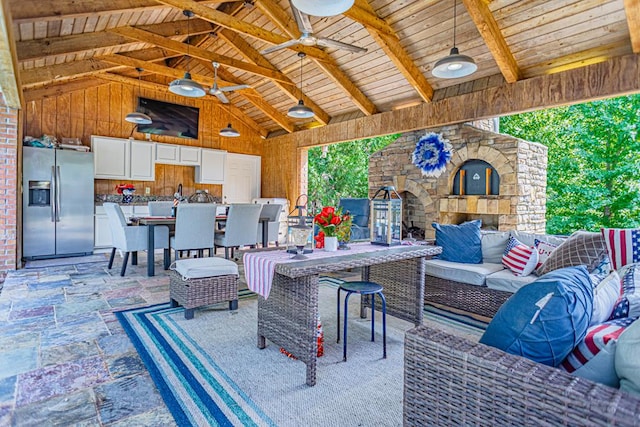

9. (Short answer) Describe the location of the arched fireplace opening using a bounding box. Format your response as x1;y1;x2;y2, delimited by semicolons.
452;160;500;195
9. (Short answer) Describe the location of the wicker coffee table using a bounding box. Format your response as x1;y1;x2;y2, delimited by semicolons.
245;244;441;386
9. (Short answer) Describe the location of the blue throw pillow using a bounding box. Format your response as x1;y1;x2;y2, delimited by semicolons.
479;265;593;367
432;220;482;264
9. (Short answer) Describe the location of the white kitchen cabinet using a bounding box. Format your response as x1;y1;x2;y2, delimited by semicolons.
92;136;154;181
130;140;155;181
196;149;226;184
155;144;201;166
92;136;130;179
179;146;201;165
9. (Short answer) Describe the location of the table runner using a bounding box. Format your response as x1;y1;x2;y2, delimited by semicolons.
244;242;395;299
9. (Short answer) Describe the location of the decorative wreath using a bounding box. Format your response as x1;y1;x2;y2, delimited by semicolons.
411;132;453;177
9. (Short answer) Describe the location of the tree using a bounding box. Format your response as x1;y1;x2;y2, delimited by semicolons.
500;94;640;234
307;135;397;208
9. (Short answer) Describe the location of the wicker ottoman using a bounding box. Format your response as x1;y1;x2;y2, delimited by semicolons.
169;257;239;319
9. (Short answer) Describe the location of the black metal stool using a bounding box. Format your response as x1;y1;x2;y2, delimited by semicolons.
336;281;387;362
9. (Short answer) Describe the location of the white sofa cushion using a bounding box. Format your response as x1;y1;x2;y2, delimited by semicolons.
510;230;566;248
425;259;504;286
173;257;239;280
485;268;537;293
481;231;510;264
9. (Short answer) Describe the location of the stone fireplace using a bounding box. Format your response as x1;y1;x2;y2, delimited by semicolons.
368;123;548;239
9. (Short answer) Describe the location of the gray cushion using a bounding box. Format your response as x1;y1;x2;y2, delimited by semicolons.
485;268;537;293
535;230;608;276
615;318;640;395
173;257;238;280
510;230;566;247
481;231;510;264
425;259;504;287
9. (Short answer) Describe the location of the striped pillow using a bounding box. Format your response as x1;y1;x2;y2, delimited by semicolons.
601;228;640;271
502;236;539;276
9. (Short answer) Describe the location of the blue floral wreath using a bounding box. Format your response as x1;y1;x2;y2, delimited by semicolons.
411;132;452;177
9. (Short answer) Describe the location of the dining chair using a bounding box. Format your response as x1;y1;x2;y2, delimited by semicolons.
103;202;170;276
148;201;173;216
171;203;217;260
214;203;262;259
256;203;283;247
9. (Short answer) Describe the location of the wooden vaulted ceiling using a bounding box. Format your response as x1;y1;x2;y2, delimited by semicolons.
4;0;640;138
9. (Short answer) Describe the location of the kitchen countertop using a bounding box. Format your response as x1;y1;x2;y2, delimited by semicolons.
95;194;174;205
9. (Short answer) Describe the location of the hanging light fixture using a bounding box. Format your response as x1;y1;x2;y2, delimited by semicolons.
125;68;152;125
169;10;206;98
432;0;477;79
291;0;354;17
288;52;314;119
219;105;240;137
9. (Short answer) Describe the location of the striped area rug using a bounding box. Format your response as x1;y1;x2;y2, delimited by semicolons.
117;277;486;427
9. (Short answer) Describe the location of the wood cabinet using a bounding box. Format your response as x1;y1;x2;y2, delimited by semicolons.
196;149;226;184
91;136;154;181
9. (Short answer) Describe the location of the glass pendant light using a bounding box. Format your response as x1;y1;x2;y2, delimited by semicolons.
432;0;477;79
125;68;152;125
168;10;206;98
291;0;354;17
219;105;240;137
288;52;314;119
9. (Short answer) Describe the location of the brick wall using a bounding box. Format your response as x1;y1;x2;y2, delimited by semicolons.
369;123;548;239
0;89;18;271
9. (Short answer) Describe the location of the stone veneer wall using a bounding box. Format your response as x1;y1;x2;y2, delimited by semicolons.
369;123;548;239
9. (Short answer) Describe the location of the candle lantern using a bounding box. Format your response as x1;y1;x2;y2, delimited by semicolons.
287;195;314;255
370;186;402;246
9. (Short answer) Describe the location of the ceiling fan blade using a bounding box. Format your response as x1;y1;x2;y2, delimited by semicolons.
214;92;230;104
316;38;367;53
289;0;314;34
261;39;301;54
220;84;251;92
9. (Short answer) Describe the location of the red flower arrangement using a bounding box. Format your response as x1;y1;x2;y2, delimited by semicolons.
314;206;343;237
115;183;135;194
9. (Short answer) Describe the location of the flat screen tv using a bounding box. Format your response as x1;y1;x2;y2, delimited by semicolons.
136;97;200;140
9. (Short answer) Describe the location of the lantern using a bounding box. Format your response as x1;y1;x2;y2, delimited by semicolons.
287;195;314;255
370;186;402;246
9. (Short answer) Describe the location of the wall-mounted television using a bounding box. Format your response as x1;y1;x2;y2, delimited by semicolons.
136;97;200;140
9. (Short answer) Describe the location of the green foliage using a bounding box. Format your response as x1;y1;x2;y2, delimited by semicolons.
500;94;640;234
307;135;397;208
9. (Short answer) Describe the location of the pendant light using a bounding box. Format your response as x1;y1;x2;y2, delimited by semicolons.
125;68;152;125
432;0;477;79
219;105;240;138
291;0;354;17
168;10;206;98
288;52;314;119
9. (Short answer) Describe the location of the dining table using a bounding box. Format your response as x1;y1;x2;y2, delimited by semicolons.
243;242;442;386
137;214;272;277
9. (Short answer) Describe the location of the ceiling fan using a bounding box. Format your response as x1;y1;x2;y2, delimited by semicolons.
260;0;367;55
209;62;250;104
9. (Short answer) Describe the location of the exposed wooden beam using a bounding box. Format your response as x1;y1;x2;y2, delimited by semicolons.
256;0;377;116
8;0;226;23
20;59;125;87
216;29;331;125
624;0;640;53
269;54;640;147
23;78;110;103
16;19;216;62
0;0;21;108
462;0;521;83
151;0;330;61
110;26;295;85
347;0;434;103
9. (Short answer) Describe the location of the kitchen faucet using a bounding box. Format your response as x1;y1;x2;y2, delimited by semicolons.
177;183;183;198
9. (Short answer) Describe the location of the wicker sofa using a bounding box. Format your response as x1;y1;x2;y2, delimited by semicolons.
404;325;640;426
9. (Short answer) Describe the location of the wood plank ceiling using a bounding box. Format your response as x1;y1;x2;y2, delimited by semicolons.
7;0;639;138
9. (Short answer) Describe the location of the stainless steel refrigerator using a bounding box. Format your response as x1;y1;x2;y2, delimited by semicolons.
23;146;95;259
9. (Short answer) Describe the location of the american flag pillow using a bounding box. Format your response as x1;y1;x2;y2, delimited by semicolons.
502;236;539;276
601;228;640;270
534;238;558;270
560;317;636;377
609;263;640;320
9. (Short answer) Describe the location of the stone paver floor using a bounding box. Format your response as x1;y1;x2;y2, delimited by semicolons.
0;252;181;426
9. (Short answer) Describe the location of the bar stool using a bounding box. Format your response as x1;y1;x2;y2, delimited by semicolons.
336;281;387;362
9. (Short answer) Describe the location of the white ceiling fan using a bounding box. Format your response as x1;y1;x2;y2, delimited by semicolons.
209;62;250;104
260;0;367;55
